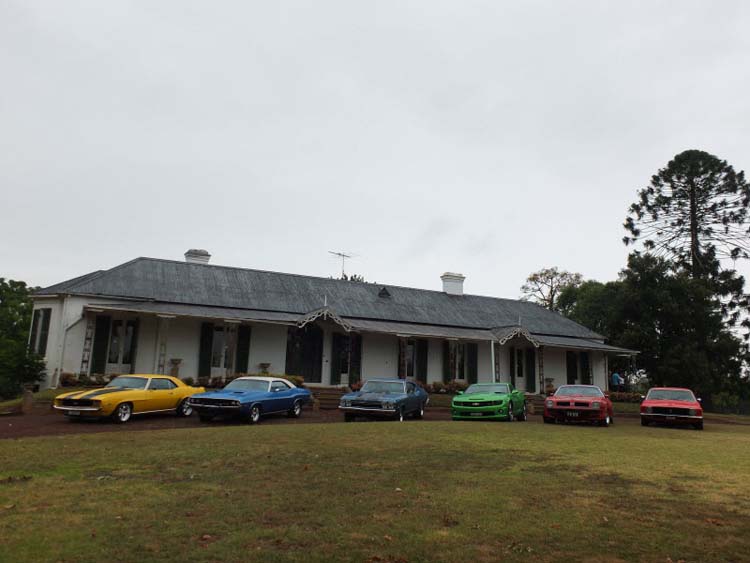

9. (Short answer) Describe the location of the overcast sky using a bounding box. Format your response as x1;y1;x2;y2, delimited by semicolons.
2;1;749;298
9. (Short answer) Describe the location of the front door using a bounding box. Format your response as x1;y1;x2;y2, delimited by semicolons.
145;377;180;411
105;319;138;375
285;325;324;384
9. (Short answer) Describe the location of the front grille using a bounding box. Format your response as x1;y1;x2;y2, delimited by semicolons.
191;398;236;406
556;401;570;407
61;399;94;407
351;400;382;408
652;407;691;415
457;410;496;417
455;400;501;407
574;402;590;407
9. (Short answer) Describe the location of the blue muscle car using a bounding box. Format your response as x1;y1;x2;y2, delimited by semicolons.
339;378;429;422
188;376;311;424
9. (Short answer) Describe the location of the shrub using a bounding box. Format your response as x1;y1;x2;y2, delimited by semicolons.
0;346;45;399
280;375;304;388
711;391;740;414
349;380;364;392
608;391;643;403
209;377;223;389
60;373;79;387
197;376;209;388
181;377;195;386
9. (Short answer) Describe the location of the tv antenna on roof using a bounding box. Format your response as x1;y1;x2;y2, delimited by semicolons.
328;250;355;278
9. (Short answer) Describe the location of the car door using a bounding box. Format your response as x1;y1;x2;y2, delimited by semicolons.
145;378;179;411
508;384;519;413
269;380;294;412
405;382;419;413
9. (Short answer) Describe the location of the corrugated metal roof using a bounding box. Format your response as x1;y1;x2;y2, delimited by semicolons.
85;302;299;324
39;257;604;339
533;334;636;354
346;319;495;340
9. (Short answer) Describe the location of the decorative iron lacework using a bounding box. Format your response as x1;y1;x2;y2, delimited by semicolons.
492;326;541;347
296;306;352;332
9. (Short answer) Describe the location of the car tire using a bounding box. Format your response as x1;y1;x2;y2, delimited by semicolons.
112;403;132;424
517;402;527;422
198;413;214;423
641;418;650;427
395;408;405;422
287;400;302;418
176;399;193;417
414;403;425;419
599;415;611;427
694;421;704;430
248;405;261;424
344;413;355;422
543;416;555;424
507;406;515;422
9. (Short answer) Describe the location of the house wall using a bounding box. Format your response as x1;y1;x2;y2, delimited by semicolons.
426;338;443;383
247;324;288;375
361;333;398;379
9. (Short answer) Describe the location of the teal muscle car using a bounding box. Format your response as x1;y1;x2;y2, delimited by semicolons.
451;383;527;421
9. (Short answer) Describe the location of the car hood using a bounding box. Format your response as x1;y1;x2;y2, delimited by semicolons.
642;399;699;408
192;390;268;401
342;391;407;401
552;394;604;401
55;388;138;401
454;392;508;402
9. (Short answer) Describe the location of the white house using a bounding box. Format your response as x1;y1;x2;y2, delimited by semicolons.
29;249;634;392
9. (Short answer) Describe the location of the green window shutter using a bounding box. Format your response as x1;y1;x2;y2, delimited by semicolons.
416;340;428;383
29;310;40;352
235;325;251;374
91;315;111;376
198;323;214;378
525;348;536;392
128;320;140;374
466;343;478;384
442;341;451;383
349;334;362;384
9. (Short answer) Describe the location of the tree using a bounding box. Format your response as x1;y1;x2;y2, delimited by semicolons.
340;273;366;282
0;278;45;398
520;267;582;311
623;150;750;278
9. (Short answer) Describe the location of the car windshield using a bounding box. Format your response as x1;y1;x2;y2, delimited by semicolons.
646;389;696;402
555;385;603;397
106;376;148;390
361;381;405;394
224;379;270;392
465;384;510;394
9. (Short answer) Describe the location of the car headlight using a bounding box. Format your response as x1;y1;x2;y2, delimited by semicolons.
234;400;241;406
592;401;601;409
689;408;697;416
383;401;394;409
546;400;553;407
645;406;653;414
341;399;351;407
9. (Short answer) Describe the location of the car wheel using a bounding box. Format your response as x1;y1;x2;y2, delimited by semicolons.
507;406;515;422
344;413;355;422
414;403;425;419
176;399;193;417
198;413;214;423
248;405;261;424
517;402;527;422
395;408;405;422
543;416;555;424
599;415;611;427
287;400;302;418
641;418;650;427
112;403;132;424
694;421;704;430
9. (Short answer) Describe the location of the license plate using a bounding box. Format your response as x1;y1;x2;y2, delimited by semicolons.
469;412;483;417
666;416;676;421
68;410;81;416
566;411;579;417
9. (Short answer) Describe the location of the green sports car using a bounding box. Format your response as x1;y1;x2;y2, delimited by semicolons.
451;383;527;421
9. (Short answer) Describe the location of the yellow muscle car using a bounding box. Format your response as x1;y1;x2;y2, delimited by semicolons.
53;375;205;423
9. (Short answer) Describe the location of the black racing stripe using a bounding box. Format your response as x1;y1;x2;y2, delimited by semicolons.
78;388;129;399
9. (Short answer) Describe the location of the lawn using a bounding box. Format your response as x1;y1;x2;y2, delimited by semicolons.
1;420;749;562
0;387;89;410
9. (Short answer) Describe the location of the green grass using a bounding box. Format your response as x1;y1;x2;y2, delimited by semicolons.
0;387;89;410
1;421;749;562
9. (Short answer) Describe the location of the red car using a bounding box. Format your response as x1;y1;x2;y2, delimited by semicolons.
543;384;614;427
640;387;703;430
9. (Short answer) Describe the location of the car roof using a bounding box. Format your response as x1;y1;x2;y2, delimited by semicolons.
234;376;288;384
365;378;405;383
649;387;693;391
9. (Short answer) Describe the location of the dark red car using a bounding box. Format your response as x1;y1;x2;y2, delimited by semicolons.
640;387;703;430
543;384;614;427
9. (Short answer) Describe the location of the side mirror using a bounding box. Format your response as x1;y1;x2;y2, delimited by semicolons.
640;395;645;400
697;398;702;402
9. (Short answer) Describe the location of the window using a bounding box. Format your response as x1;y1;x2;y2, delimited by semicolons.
406;382;416;394
29;308;51;356
211;327;228;368
149;378;176;390
271;381;290;392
